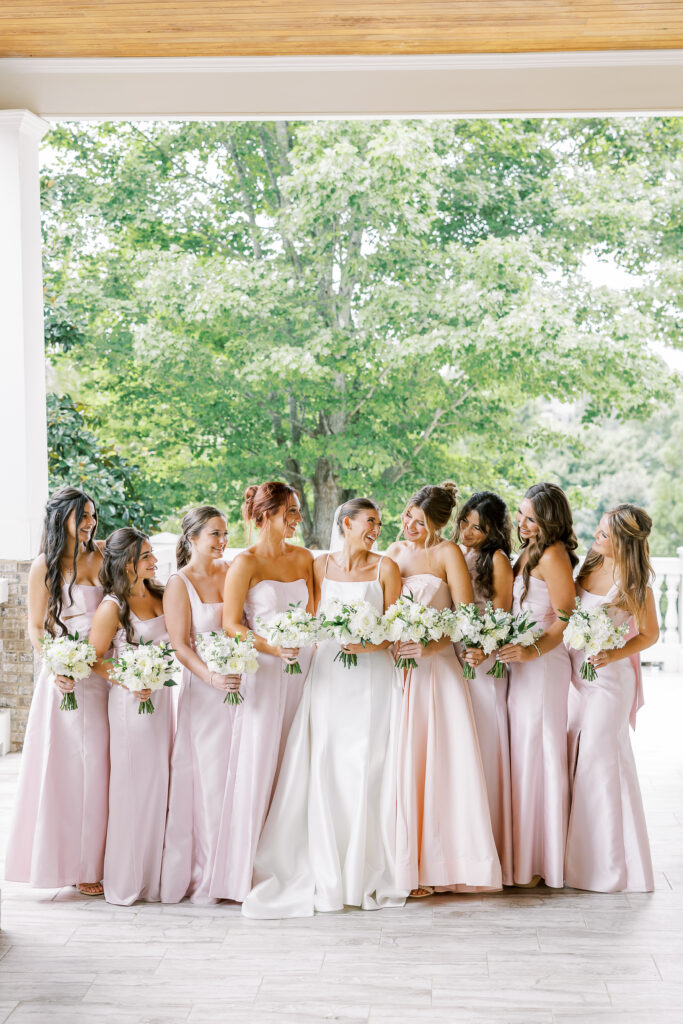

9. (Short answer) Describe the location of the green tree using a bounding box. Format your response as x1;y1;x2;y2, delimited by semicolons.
41;118;681;545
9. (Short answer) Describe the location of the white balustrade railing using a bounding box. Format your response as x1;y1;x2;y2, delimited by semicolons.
150;537;683;671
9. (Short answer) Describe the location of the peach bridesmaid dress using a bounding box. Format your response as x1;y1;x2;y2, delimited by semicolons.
507;574;571;889
209;578;311;902
102;597;173;905
461;549;514;885
5;583;110;888
395;573;501;893
565;584;653;892
161;572;235;904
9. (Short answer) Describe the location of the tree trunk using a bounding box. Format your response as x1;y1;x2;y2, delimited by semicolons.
310;456;343;549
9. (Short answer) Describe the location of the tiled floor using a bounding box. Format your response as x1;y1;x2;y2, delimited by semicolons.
1;668;682;1023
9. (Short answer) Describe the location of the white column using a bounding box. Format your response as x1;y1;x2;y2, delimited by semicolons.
0;110;50;560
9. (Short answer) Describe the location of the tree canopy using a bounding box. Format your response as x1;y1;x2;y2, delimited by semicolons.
42;117;682;547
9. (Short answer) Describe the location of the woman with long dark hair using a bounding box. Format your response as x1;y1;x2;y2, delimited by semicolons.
89;528;172;905
385;483;501;897
565;505;658;892
161;506;241;904
498;482;577;888
457;490;515;885
5;487;109;895
210;482;315;902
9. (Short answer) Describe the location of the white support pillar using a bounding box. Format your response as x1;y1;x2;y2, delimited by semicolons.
0;109;50;560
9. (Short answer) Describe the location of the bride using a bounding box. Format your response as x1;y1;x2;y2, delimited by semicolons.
242;497;408;918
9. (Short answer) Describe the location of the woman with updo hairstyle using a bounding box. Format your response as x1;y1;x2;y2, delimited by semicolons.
497;482;578;889
565;504;658;892
211;481;315;903
160;507;242;904
244;496;407;918
456;491;514;884
384;482;502;897
89;528;172;905
6;487;109;896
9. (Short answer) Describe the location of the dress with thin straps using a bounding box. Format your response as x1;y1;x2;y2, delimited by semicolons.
243;554;407;918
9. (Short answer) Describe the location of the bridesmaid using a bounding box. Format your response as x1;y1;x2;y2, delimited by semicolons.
5;487;109;895
160;506;241;904
89;529;172;906
457;491;515;885
565;504;658;892
385;484;502;897
498;482;577;889
210;481;315;902
243;498;406;918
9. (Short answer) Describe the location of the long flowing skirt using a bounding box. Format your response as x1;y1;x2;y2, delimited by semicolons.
242;642;407;918
5;666;110;887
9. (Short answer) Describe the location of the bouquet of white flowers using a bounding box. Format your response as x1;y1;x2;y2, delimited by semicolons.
485;607;543;678
195;630;259;703
256;602;320;675
108;639;177;714
439;603;484;679
560;598;629;681
383;593;445;670
40;631;97;711
318;598;387;669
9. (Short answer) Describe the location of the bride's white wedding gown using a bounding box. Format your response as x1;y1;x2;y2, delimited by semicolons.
242;557;407;918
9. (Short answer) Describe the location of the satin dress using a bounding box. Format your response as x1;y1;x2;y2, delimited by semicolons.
242;560;407;918
461;548;514;885
395;573;501;892
507;574;571;889
565;584;654;892
102;597;173;905
161;572;236;904
209;578;311;903
5;583;110;888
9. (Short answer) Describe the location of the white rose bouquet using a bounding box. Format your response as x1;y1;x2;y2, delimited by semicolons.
560;598;629;681
383;594;445;670
40;631;97;711
195;630;259;703
256;602;319;675
108;638;177;714
439;603;484;679
486;607;542;678
318;598;387;669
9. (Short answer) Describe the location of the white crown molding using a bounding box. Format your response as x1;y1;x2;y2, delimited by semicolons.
0;108;50;139
1;51;682;118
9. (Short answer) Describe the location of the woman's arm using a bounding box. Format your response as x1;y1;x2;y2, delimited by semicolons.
443;541;475;607
589;587;659;669
491;550;514;612
163;575;239;692
499;544;575;664
89;599;123;682
27;555;48;653
222;554;297;663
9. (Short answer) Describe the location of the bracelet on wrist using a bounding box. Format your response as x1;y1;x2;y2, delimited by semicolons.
532;642;542;659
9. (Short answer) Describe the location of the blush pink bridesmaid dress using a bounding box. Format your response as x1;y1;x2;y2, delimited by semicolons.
461;549;514;885
5;583;110;888
209;578;311;903
565;584;654;892
102;597;173;906
160;572;235;904
507;574;571;889
395;573;502;893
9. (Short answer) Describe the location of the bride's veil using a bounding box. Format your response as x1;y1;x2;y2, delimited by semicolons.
328;502;378;553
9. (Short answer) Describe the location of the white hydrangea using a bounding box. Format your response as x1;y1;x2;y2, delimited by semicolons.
108;639;178;715
195;630;259;701
561;598;629;681
256;602;320;674
40;631;97;711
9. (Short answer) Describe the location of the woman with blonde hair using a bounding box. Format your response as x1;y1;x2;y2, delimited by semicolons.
565;504;658;892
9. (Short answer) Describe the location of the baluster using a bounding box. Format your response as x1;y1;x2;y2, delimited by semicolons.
664;573;681;647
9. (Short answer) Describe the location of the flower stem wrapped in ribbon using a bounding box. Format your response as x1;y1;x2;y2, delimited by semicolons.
40;631;97;711
256;602;319;675
318;598;387;669
383;593;445;670
195;630;259;703
560;597;629;681
439;602;485;679
107;638;177;714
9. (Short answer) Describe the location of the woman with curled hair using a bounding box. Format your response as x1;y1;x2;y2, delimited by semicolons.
565;504;657;892
457;491;514;885
161;507;242;904
385;483;502;897
5;487;109;895
498;482;578;888
211;482;315;903
89;528;172;905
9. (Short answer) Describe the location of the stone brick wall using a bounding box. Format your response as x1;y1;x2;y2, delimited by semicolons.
0;559;35;751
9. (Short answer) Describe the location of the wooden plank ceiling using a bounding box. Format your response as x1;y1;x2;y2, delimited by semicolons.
1;1;682;57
